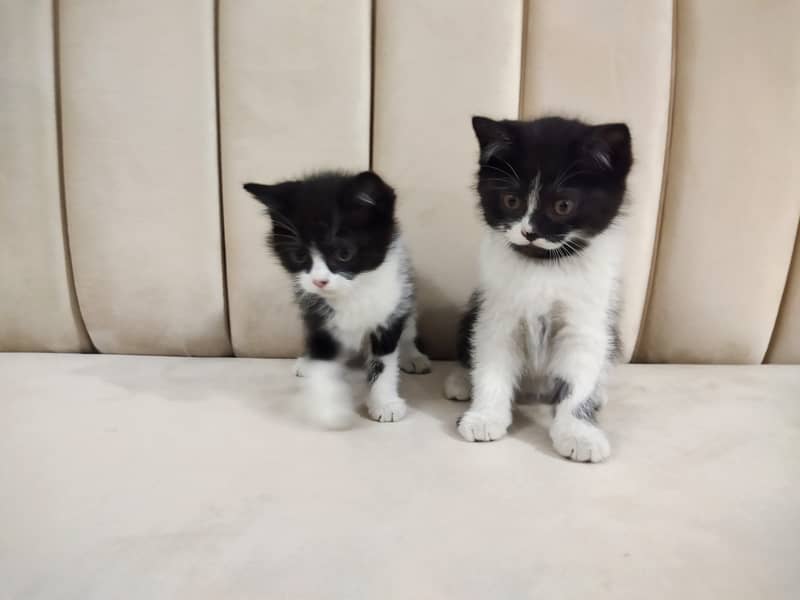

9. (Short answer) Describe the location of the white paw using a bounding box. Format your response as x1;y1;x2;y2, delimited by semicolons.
457;410;510;442
550;417;610;463
367;396;407;423
294;356;308;377
444;369;471;401
399;349;431;374
308;399;353;430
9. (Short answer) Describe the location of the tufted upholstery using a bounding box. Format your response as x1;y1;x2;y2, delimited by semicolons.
1;0;798;363
2;4;800;599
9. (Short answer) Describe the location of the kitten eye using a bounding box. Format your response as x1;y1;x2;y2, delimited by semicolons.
336;246;355;262
554;198;575;216
502;194;520;211
289;247;308;264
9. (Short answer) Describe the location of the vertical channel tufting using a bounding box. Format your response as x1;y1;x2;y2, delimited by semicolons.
521;0;674;363
0;0;91;352
766;222;800;364
219;1;372;357
372;0;523;358
59;0;231;356
637;0;800;364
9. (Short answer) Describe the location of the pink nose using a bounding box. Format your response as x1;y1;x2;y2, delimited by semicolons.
312;278;328;289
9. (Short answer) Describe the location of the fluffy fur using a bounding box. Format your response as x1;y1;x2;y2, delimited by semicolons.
245;171;430;428
445;116;633;462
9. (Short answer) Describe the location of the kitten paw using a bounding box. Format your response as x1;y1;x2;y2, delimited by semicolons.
399;349;431;374
550;417;610;463
457;410;510;442
309;400;353;430
444;368;471;401
367;397;407;423
294;356;308;377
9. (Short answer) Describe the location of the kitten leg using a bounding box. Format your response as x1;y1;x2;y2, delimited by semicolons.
457;307;523;442
366;318;408;423
398;313;431;374
548;330;610;462
294;355;308;377
445;290;480;401
303;331;352;430
444;365;471;401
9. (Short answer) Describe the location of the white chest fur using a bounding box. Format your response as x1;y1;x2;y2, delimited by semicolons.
478;227;624;373
326;243;408;352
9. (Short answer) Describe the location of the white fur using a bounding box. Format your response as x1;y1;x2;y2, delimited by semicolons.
302;242;409;353
444;366;471;401
297;241;427;426
367;350;406;422
303;359;353;430
455;224;624;461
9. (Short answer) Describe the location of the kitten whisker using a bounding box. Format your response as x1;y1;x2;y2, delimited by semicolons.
499;158;520;182
480;164;519;183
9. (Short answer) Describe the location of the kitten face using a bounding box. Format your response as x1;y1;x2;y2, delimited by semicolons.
244;171;397;299
472;116;633;259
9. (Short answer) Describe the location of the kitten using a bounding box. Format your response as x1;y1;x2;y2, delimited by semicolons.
444;116;633;462
245;171;430;428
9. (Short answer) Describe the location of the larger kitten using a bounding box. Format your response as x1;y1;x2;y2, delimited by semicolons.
445;116;633;462
245;171;430;428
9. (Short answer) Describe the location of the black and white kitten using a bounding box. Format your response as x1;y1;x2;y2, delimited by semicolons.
245;171;430;428
444;116;633;462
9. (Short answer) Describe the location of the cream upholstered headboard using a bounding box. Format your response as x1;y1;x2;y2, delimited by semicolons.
1;0;798;364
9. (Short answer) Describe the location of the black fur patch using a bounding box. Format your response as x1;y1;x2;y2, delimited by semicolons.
573;398;600;424
307;329;339;361
551;377;600;423
456;291;482;369
244;171;398;278
370;313;407;357
366;358;384;384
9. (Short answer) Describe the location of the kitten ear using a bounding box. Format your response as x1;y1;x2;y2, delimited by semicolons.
472;116;512;163
350;171;395;210
243;181;299;213
583;123;633;177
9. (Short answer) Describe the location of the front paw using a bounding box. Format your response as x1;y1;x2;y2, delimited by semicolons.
550;417;610;463
307;398;353;430
399;349;431;374
457;410;510;442
444;368;471;401
367;396;407;423
294;356;308;377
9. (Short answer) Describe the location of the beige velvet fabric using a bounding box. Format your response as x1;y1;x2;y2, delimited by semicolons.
0;0;90;352
522;0;674;361
2;354;799;598
1;3;799;364
58;0;230;356
372;0;523;358
219;0;371;358
767;229;800;363
636;0;800;364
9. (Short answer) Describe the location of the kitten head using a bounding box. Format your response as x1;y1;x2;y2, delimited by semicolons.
244;171;397;299
471;116;632;259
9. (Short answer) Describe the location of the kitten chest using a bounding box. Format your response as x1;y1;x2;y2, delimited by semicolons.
328;278;404;353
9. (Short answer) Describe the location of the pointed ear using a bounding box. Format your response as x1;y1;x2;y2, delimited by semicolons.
351;171;395;208
344;171;395;222
472;116;512;163
583;123;633;177
243;181;299;213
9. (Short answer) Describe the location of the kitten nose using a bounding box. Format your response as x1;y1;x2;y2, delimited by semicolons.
522;229;537;242
312;278;329;289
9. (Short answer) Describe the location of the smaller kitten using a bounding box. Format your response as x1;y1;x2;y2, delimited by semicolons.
245;171;430;428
